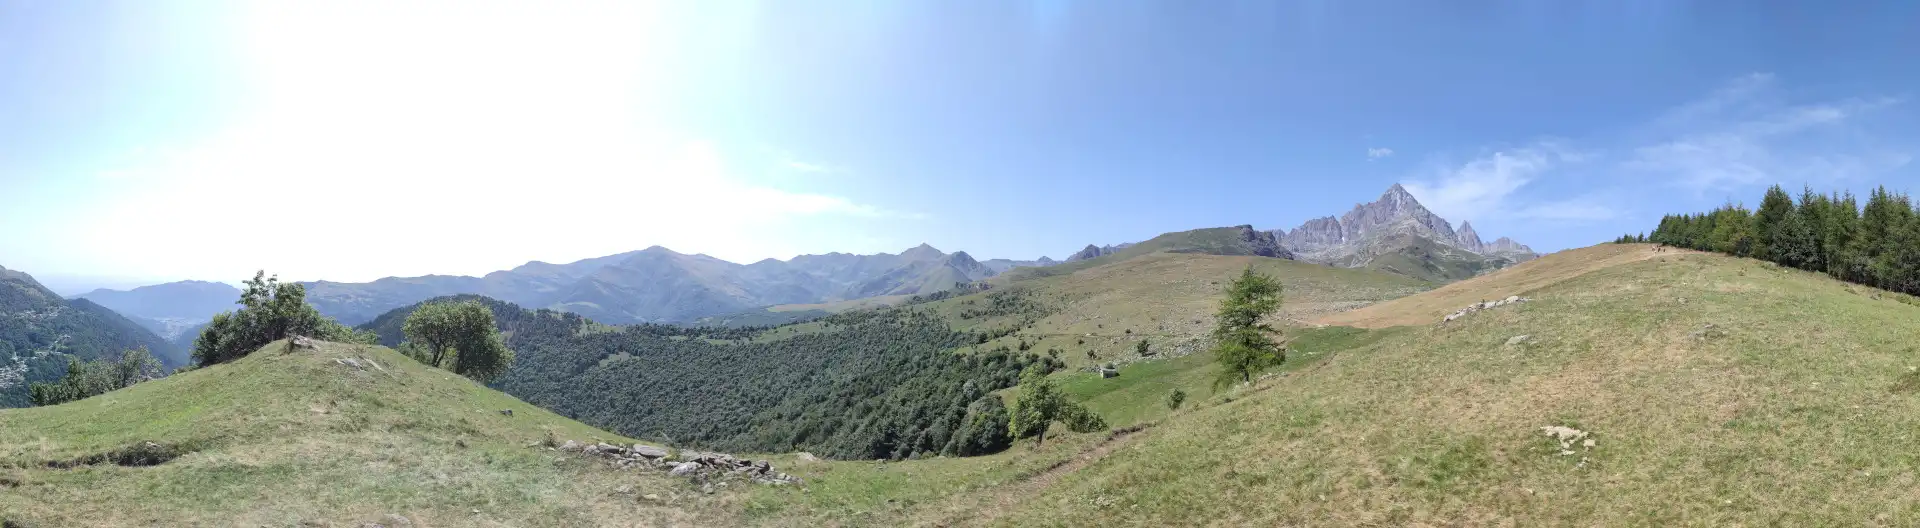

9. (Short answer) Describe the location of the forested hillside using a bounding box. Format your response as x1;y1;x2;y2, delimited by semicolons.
1629;184;1920;296
361;295;1059;460
1;265;182;407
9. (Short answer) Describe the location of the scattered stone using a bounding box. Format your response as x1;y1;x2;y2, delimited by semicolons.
334;358;363;369
796;452;821;463
291;335;316;349
545;437;803;486
1505;335;1531;347
614;485;634;495
1442;296;1530;324
1540;425;1596;455
1689;323;1726;340
642;493;662;502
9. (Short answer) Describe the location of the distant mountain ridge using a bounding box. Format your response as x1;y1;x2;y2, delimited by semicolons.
74;280;242;340
302;244;1054;325
1273;184;1538;280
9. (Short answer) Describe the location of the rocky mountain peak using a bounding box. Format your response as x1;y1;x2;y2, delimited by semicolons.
1065;244;1106;262
1272;184;1537;266
900;243;945;261
1455;222;1485;252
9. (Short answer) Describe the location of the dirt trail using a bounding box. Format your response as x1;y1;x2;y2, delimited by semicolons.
921;425;1149;527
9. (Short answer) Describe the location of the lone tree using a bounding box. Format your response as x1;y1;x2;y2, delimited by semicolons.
1212;267;1285;387
1008;364;1106;446
402;300;515;382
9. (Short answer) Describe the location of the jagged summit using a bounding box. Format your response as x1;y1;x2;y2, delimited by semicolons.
1273;184;1538;280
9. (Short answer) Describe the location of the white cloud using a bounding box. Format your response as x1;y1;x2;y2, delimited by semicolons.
1401;143;1577;224
57;2;911;283
1366;147;1394;160
783;160;835;173
1629;74;1907;190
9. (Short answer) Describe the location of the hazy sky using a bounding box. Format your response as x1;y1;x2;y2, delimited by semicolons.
3;1;1916;290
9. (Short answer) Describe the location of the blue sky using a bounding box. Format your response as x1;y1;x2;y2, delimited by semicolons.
2;1;1916;291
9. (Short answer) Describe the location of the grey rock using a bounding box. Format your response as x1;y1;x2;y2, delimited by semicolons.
631;444;669;459
670;462;702;476
1505;335;1530;346
1273;184;1539;268
559;440;582;452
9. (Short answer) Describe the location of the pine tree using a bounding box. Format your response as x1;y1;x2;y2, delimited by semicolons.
1212;267;1285;387
1752;185;1795;261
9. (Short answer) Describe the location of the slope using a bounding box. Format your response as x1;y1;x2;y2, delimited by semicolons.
972;246;1920;526
0;339;746;527
1318;242;1675;328
2;265;184;406
1000;225;1291;282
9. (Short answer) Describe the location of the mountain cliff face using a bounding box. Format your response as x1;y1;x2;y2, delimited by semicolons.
1273;184;1539;280
302;244;1043;325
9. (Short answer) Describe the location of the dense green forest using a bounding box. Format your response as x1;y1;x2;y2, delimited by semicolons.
1629;185;1920;295
361;296;1060;460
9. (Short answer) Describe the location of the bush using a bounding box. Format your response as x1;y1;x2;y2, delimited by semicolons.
28;348;163;406
1166;388;1187;410
192;271;364;366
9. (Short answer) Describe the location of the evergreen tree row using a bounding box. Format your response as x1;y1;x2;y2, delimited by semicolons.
1629;185;1920;295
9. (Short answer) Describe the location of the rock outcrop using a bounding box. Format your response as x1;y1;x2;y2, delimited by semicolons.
547;438;803;486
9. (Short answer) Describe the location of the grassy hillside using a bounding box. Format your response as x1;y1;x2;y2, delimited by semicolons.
1320;242;1671;328
1340;233;1515;282
0;340;747;527
998;226;1287;282
963;247;1920;526
926;252;1431;372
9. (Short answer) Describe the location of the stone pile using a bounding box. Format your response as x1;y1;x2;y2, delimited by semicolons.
549;439;802;486
1441;295;1530;323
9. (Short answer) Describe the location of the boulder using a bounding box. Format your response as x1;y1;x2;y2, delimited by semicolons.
631;445;669;459
560;440;582;452
1505;335;1530;347
670;462;702;477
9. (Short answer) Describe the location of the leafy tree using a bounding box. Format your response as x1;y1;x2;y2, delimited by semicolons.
192;271;369;366
367;295;1059;460
28;348;162;406
1166;388;1187;410
943;395;1012;456
402;300;515;382
1008;364;1104;446
1212;267;1285;387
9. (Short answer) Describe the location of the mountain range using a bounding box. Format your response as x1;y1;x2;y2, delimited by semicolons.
63;184;1532;334
300;244;1032;325
1273;184;1536;280
73;280;242;342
